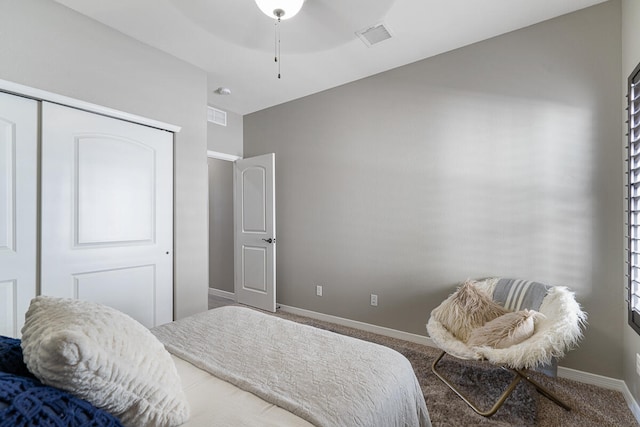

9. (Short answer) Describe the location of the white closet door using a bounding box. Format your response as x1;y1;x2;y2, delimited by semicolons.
41;102;173;328
0;92;37;338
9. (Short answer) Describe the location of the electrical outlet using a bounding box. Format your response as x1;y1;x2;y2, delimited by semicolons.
316;285;323;297
636;353;640;376
370;294;378;306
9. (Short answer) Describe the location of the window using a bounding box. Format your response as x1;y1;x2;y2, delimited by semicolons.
628;61;640;334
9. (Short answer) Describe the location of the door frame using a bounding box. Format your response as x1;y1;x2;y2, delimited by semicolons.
207;150;241;162
0;79;180;133
207;150;241;301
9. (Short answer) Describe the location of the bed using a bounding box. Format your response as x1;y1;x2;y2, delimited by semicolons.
3;297;431;427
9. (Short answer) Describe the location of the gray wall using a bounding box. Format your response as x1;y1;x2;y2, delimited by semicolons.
208;107;243;157
208;158;235;293
245;1;622;377
0;0;209;320
623;0;640;405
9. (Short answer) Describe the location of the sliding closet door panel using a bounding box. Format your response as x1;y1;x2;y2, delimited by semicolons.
41;102;173;328
0;92;37;337
76;135;155;245
73;266;156;327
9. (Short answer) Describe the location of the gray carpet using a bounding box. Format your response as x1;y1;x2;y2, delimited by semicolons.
274;311;638;427
207;297;638;426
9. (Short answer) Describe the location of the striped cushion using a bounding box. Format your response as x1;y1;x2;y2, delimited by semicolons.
493;278;550;311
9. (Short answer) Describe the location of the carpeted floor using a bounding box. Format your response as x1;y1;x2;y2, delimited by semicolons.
208;296;638;426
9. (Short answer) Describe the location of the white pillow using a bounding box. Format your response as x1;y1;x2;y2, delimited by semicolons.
467;309;543;349
20;296;190;427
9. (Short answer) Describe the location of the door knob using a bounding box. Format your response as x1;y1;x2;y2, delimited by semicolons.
262;238;276;244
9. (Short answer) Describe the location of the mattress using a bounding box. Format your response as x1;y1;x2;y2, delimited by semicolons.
174;354;313;427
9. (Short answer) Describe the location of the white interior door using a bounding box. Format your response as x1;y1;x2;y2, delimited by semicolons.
234;153;276;312
41;102;174;328
0;92;37;337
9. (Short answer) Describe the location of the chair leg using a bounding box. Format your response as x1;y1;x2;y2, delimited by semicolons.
515;369;571;411
431;351;572;417
431;351;522;417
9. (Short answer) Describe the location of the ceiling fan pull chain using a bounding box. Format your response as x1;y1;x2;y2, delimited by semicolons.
276;18;281;79
274;19;278;64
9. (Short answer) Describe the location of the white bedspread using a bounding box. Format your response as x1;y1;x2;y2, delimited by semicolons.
152;306;431;427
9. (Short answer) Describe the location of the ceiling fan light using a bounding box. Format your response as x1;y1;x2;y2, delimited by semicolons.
255;0;305;20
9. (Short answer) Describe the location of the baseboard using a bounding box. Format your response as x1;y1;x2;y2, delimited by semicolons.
558;366;625;390
278;303;640;424
208;288;235;300
626;385;640;423
558;367;640;422
277;304;434;346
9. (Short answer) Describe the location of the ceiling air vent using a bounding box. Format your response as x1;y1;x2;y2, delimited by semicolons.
207;106;227;127
356;22;392;47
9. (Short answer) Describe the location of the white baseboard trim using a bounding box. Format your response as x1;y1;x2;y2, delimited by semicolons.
277;304;434;347
558;366;625;390
208;288;235;300
558;367;640;422
278;303;640;424
626;385;640;423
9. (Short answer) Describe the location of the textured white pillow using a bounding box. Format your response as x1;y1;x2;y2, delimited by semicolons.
20;296;190;427
467;309;543;349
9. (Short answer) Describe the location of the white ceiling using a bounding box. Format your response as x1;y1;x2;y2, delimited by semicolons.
53;0;607;115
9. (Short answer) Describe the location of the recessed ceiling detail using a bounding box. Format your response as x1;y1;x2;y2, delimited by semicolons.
167;0;396;54
51;0;609;115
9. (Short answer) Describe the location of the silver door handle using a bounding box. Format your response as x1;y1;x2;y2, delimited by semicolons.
262;238;276;244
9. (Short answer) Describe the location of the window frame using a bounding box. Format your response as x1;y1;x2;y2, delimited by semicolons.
627;61;640;335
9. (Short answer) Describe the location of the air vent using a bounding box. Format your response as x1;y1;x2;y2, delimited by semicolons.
356;22;392;47
207;106;227;126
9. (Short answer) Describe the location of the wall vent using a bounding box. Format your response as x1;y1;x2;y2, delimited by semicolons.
356;22;392;47
207;106;227;126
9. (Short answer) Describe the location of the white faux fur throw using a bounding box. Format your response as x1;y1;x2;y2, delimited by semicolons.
427;279;586;369
152;306;431;427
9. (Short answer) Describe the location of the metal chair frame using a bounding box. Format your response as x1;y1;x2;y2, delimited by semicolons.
431;350;571;417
